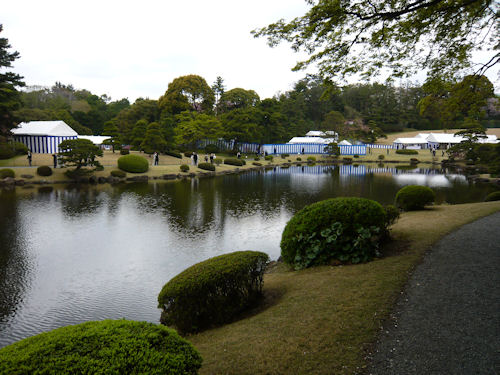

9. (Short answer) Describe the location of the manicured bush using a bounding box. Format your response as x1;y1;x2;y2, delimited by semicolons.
204;144;220;154
410;158;419;163
119;148;130;155
297;157;302;161
0;142;28;159
395;185;435;211
265;155;273;161
343;157;352;163
378;154;385;160
158;251;269;333
198;162;215;171
307;156;316;162
165;150;182;159
0;320;202;374
0;168;15;178
180;164;190;172
484;191;500;202
117;154;149;173
280;197;387;269
353;154;359;158
36;166;52;177
253;162;262;166
281;153;290;159
184;151;193;158
254;157;260;161
383;204;400;227
110;169;126;178
214;158;222;165
396;149;419;155
224;158;245;166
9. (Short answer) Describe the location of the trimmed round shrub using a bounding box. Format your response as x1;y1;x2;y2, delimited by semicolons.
117;154;149;173
410;158;419;163
254;157;260;161
378;154;385;160
158;251;269;333
343;157;352;163
165;150;183;159
119;148;130;155
36;166;52;177
110;169;126;178
184;151;193;158
180;164;190;172
297;157;302;161
264;155;273;161
383;204;400;227
396;149;419;155
280;153;290;159
253;162;262;166
395;185;435;211
484;191;500;202
204;144;220;153
0;168;15;178
198;162;215;171
353;154;359;158
224;158;245;166
281;197;387;269
214;158;222;165
0;320;202;374
307;156;316;162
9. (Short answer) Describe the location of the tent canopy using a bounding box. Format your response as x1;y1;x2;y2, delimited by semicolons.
393;137;429;144
78;135;110;145
288;136;336;144
12;121;78;136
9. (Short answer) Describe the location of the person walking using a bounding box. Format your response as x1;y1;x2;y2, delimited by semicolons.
27;150;32;166
193;152;198;166
209;153;214;164
155;152;159;166
52;153;57;169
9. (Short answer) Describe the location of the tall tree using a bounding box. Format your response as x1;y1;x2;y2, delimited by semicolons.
253;0;498;83
101;121;121;153
159;75;215;115
140;122;167;153
219;88;260;113
0;25;25;135
174;111;223;146
211;76;225;115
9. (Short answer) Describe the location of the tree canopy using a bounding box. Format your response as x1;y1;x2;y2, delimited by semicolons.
252;0;498;83
159;75;215;115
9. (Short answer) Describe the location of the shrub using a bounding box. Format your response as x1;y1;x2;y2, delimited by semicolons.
117;154;149;173
198;162;215;171
0;320;202;374
343;157;352;163
180;164;190;172
484;191;500;202
281;153;290;159
165;150;182;159
410;158;419;163
254;157;260;161
265;155;273;161
297;157;302;161
36;166;52;177
281;197;387;269
0;168;15;178
307;156;316;162
110;170;126;178
253;162;262;166
0;142;28;160
184;151;193;158
353;154;359;158
204;144;220;154
158;251;269;333
396;149;419;155
119;148;130;155
395;185;435;211
224;158;245;166
378;154;385;160
383;204;400;227
214;158;222;165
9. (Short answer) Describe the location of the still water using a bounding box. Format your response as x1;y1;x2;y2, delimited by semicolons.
0;164;493;347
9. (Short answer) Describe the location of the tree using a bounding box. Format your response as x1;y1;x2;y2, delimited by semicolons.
212;76;225;115
140;122;167;153
253;0;498;83
220;107;265;142
58;139;103;170
101;121;121;153
324;142;341;158
321;111;345;135
219;88;260;113
159;75;215;115
0;24;25;136
131;119;148;150
174;112;223;146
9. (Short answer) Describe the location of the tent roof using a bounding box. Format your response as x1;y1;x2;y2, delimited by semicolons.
393;137;429;144
426;133;464;143
288;137;336;144
78;135;111;145
12;121;78;136
305;130;325;137
415;133;430;138
338;140;352;145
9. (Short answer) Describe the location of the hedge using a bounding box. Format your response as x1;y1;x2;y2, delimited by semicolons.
264;155;273;161
484;191;500;202
395;185;435;211
180;164;190;172
120;148;130;155
36;166;52;177
198;163;215;171
0;320;202;375
204;144;220;153
280;197;387;269
396;149;419;155
0;168;15;179
117;154;149;173
253;162;262;166
307;156;316;162
165;151;183;159
224;158;245;166
110;169;126;178
158;251;269;333
0;141;28;160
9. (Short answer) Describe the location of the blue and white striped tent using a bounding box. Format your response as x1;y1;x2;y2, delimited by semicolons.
11;121;78;153
263;143;366;155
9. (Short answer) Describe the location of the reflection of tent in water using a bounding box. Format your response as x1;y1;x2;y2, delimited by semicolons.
393;173;466;188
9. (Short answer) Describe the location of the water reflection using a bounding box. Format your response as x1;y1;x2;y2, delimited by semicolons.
0;165;493;348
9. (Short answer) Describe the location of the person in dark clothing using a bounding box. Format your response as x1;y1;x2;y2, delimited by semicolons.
52;154;57;168
27;150;32;166
193;152;198;166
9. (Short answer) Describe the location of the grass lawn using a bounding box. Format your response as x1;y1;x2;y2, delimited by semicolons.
187;201;500;375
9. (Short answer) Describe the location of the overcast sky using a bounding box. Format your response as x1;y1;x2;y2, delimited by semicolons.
2;1;498;103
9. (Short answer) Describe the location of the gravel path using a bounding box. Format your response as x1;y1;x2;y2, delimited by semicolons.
367;211;500;375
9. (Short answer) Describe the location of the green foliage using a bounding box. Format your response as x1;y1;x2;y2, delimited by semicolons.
224;158;245;166
158;251;269;333
165;150;182;159
184;151;193;157
197;162;215;171
307;156;316;162
0;320;202;374
180;164;190;172
120;148;129;155
383;205;400;227
204;144;220;153
117;154;149;173
280;153;289;158
214;159;222;166
395;185;436;211
396;149;419;155
141;122;167;154
0;168;15;178
252;162;262;166
159;74;215;115
280;198;387;270
353;154;359;158
110;170;126;178
378;154;385;160
220;107;265;142
58;139;103;170
324;142;341;157
219;88;260;113
484;191;500;202
0;141;27;159
174;111;223;146
264;155;273;161
36;166;52;177
296;157;302;161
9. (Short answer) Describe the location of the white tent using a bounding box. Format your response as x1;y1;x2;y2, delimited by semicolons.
78;135;111;145
338;140;352;145
288;137;337;144
305;130;325;137
12;121;78;153
393;137;429;149
426;133;464;149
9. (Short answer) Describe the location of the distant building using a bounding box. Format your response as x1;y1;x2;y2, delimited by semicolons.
11;121;78;153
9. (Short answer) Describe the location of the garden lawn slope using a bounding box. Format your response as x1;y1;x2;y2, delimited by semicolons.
188;201;500;375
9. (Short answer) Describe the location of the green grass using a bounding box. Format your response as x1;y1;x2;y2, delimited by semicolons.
187;201;500;375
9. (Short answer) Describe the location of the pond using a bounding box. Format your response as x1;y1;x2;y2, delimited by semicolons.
0;164;493;347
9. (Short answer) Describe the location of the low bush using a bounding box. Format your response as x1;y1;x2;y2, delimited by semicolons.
158;251;269;333
353;154;359;158
119;148;130;155
0;320;202;374
383;204;400;227
180;164;190;172
165;150;182;159
184;151;193;158
254;157;260;161
484;191;500;202
36;166;52;177
281;153;290;159
0;141;28;160
343;157;352;163
297;157;302;161
378;154;385;160
110;170;126;178
307;156;316;162
214;159;222;165
224;158;245;166
265;155;273;161
204;144;220;154
396;149;419;155
253;162;262;166
0;168;15;178
198;162;215;171
410;158;419;163
281;197;387;269
395;185;435;211
117;154;149;173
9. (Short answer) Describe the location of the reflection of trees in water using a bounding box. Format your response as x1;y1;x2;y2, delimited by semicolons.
56;186;106;218
0;190;33;329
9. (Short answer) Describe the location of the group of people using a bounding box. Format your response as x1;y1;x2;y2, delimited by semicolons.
26;150;58;168
190;152;217;166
